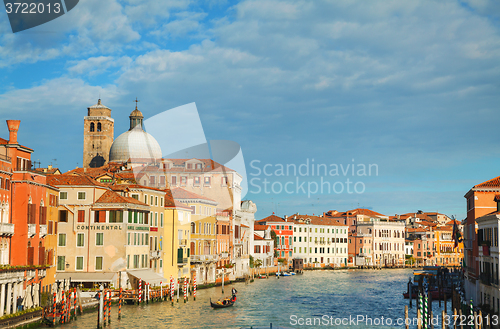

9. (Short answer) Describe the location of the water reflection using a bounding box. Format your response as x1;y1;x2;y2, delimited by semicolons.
52;269;449;329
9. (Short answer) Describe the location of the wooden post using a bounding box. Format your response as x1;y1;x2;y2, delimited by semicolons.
474;311;478;329
431;310;434;329
478;310;482;329
405;305;409;329
444;287;447;315
77;287;83;314
103;290;107;327
107;290;111;325
417;308;422;329
118;288;122;320
442;310;445;329
222;270;225;294
52;292;56;327
453;309;457;329
61;290;65;324
459;309;463;329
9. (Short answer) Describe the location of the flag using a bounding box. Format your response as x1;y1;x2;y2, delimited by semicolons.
452;220;463;249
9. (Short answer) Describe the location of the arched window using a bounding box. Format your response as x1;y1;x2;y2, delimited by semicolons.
90;122;95;132
97;123;102;132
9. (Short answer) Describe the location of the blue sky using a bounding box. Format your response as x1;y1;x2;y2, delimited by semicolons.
1;0;500;220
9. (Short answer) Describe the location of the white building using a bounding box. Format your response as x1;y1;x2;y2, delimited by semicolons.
289;214;348;267
476;211;500;315
357;220;406;267
252;224;274;267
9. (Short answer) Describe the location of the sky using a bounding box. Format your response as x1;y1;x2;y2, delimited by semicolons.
0;0;500;220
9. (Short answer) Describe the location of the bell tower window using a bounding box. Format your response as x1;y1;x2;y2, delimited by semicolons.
97;123;102;132
90;122;95;132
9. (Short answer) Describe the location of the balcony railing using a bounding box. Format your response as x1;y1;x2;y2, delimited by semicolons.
150;250;161;259
177;257;188;265
28;224;36;238
190;254;218;263
0;223;14;236
179;239;188;247
39;225;47;238
479;273;499;286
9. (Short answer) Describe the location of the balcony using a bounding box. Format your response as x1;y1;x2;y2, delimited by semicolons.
39;225;47;238
479;273;498;286
179;239;188;247
28;224;36;238
0;223;14;236
220;252;229;259
150;250;161;259
177;257;189;266
190;254;218;263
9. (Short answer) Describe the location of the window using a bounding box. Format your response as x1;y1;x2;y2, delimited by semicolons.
160;213;164;228
96;233;104;246
57;256;65;271
150;176;155;186
59;210;68;222
77;192;86;200
194;176;200;186
58;234;66;247
76;256;84;270
97;122;102;132
221;177;228;186
171;176;177;186
60;192;68;200
95;256;103;270
78;210;85;223
131;194;139;200
144;195;148;204
160;197;163;207
90;122;95;132
151;196;154;205
204;177;211;186
77;233;84;247
181;176;187;186
155;196;158;206
134;255;139;268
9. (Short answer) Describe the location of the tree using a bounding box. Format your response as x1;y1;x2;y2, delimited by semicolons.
254;258;262;269
271;230;279;258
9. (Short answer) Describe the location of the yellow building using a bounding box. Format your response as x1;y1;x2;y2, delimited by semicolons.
434;225;463;267
169;187;218;285
162;190;192;283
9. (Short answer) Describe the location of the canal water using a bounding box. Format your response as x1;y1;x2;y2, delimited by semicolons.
51;269;450;328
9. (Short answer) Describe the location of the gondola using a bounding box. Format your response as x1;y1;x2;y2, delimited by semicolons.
210;297;236;308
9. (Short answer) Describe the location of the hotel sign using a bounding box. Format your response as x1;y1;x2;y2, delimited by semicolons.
76;225;123;231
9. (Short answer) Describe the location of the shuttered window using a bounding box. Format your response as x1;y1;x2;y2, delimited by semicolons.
78;210;85;223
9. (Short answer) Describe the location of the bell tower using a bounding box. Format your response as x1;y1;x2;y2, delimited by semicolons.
83;99;114;168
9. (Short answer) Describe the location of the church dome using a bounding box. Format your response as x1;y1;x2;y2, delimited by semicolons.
109;103;162;163
109;126;162;162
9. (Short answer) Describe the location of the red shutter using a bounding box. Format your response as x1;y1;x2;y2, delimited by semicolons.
78;210;85;223
27;247;34;265
48;221;53;234
39;246;45;265
55;221;58;235
48;250;53;265
40;206;47;225
16;158;21;170
99;211;106;223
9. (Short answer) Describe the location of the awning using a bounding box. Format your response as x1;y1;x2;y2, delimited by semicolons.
127;270;165;285
55;272;116;283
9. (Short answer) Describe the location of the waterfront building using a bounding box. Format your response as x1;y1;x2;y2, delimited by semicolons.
253;224;274;267
463;176;500;304
0;120;53;316
170;187;218;285
357;219;405;267
289;214;348;267
163;189;192;284
406;227;435;266
434;225;463;267
215;210;231;269
83;99;114;168
47;174;165;289
349;232;373;266
475;206;500;315
405;240;414;265
256;214;294;264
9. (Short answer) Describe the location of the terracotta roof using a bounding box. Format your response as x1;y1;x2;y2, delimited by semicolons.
418;221;438;227
34;167;60;174
163;189;192;210
325;208;387;218
288;214;347;226
47;174;107;187
474;176;500;189
446;220;461;225
241;224;250;228
254;233;264;240
254;224;269;231
257;214;286;223
170;187;217;203
95;190;148;206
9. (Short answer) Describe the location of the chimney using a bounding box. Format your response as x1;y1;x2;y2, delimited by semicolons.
48;165;52;170
285;215;287;222
6;120;20;144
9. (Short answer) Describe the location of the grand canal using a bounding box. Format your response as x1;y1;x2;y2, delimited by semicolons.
54;269;450;328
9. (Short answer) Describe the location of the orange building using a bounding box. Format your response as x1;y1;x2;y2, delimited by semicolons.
464;176;500;304
0;120;55;316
